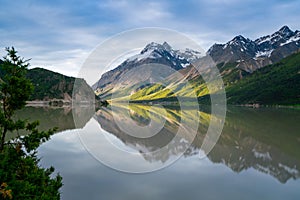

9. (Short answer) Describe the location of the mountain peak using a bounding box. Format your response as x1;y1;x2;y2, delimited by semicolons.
142;42;160;50
254;25;297;48
278;25;292;34
272;25;295;39
208;25;300;73
162;41;172;50
227;35;251;46
233;35;247;41
140;42;169;55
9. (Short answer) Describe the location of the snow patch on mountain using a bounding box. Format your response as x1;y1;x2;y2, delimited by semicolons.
127;49;162;62
208;25;300;68
124;42;202;67
280;33;300;46
252;149;272;161
256;49;274;58
278;163;299;175
175;48;202;63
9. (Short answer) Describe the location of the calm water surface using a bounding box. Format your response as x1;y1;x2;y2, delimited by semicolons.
16;105;300;200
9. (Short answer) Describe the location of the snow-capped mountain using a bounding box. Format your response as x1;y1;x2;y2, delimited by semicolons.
127;41;202;67
93;26;300;100
208;26;300;72
126;41;192;69
255;26;296;51
207;35;257;63
93;42;202;99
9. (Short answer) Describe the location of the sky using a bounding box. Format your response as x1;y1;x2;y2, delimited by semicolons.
1;0;300;79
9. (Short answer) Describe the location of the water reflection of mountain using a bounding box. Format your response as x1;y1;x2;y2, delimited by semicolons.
95;105;200;163
95;104;300;183
208;107;300;183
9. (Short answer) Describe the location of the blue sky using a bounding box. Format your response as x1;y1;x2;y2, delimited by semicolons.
1;0;300;77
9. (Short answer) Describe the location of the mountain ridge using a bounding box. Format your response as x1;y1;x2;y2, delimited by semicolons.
93;25;300;105
208;25;300;72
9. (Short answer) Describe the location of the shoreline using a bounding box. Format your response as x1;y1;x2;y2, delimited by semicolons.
23;99;299;109
25;99;108;108
26;100;71;107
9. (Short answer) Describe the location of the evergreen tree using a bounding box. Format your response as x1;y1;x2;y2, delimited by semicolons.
0;47;62;199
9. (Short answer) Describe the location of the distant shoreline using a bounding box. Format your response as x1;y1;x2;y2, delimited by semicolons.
25;99;108;107
25;100;70;107
23;99;299;109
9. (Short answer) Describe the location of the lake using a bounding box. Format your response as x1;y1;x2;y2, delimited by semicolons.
15;105;300;200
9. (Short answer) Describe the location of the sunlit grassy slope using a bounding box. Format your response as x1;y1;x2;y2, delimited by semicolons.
114;52;300;105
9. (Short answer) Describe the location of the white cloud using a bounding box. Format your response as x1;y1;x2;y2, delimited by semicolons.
30;48;90;77
98;0;172;25
0;2;108;77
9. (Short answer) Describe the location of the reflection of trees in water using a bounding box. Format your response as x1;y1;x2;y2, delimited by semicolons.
95;105;300;183
11;106;93;140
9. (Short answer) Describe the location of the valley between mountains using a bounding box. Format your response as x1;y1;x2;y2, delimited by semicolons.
1;26;299;106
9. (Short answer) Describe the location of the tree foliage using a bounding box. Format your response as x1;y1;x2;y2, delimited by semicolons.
26;68;74;100
0;47;62;199
226;52;300;105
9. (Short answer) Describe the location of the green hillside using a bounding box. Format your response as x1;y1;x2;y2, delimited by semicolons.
26;68;74;100
226;52;300;105
0;65;93;101
112;52;300;105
